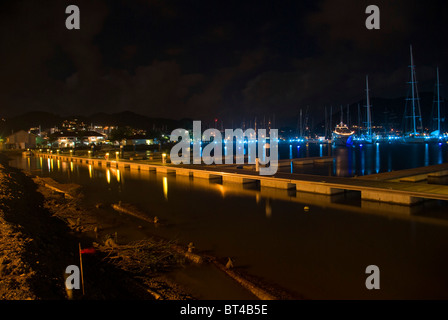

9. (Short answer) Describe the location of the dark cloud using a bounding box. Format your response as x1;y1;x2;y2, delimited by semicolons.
0;0;446;127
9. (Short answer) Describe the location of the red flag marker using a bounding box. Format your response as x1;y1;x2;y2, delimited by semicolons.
80;248;96;254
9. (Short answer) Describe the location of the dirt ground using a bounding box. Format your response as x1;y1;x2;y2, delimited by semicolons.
0;154;194;300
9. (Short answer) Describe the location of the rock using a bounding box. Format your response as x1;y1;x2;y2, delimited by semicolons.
105;238;117;248
226;257;234;269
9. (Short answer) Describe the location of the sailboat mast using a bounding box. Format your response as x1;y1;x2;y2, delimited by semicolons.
357;103;361;136
347;104;350;126
437;67;441;135
340;105;343;123
366;75;372;137
330;105;333;134
325;106;328;138
410;45;417;135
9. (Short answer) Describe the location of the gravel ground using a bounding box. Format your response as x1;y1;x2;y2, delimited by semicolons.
0;154;193;300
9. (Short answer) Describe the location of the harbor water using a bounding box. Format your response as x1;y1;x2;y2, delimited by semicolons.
8;143;448;299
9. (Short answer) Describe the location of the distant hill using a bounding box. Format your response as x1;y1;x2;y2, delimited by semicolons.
0;111;62;137
1;94;443;138
0;110;191;138
86;111;183;130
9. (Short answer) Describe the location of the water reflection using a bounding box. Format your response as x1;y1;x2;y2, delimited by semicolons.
387;150;392;172
275;143;448;177
163;176;168;200
375;143;380;174
8;154;448;299
360;145;365;175
265;198;272;218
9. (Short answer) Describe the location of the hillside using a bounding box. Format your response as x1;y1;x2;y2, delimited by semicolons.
0;111;190;138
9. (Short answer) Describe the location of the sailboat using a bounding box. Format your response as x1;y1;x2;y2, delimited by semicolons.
360;75;373;144
332;106;354;146
403;45;426;143
430;67;443;141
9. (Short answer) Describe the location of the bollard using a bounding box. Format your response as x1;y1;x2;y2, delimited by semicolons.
255;158;260;172
162;153;167;164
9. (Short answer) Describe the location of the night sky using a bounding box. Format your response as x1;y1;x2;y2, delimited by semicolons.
1;0;447;126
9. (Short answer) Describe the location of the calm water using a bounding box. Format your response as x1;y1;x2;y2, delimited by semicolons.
163;141;448;176
9;144;448;299
276;142;448;176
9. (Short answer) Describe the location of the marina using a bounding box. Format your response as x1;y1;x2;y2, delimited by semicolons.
31;149;448;206
8;146;448;299
1;1;447;304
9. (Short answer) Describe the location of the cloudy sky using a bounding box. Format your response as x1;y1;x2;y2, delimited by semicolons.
0;0;446;126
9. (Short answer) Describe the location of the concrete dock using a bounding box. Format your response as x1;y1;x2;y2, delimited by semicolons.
36;152;448;206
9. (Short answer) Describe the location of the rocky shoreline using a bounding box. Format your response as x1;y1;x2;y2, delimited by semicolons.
0;154;194;300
